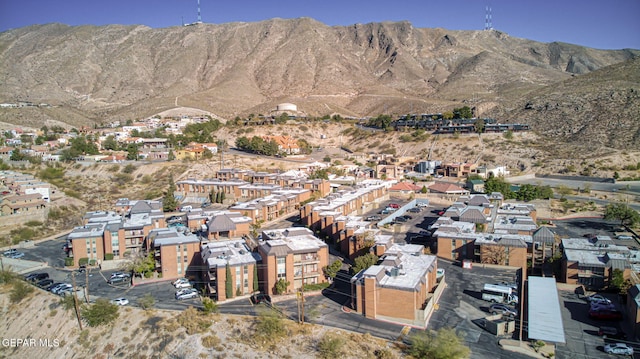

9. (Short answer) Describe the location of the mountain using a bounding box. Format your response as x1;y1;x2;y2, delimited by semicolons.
0;18;638;146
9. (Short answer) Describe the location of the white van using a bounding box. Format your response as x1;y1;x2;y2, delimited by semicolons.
179;205;193;212
482;283;518;305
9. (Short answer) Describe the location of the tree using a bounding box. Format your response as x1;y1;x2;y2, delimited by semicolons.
253;265;259;292
274;278;290;295
167;149;175;161
225;263;233;299
421;186;428;194
443;111;454;120
102;135;119;151
556;185;573;200
351;253;378;274
126;143;139;160
162;174;178;212
323;259;343;281
408;328;470;359
81;298;119;327
604;203;640;227
481;245;507;265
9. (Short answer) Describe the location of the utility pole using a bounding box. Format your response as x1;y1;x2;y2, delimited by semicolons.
300;265;305;325
85;267;90;304
71;272;83;330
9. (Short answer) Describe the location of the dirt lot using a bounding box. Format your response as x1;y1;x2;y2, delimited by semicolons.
0;285;404;359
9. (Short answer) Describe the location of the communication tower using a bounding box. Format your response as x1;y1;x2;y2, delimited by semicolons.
197;0;202;24
484;5;493;31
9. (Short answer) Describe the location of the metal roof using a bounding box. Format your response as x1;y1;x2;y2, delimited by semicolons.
528;276;565;343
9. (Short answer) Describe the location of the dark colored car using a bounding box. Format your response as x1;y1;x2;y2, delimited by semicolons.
36;279;54;288
108;276;130;285
25;272;49;282
250;293;272;305
589;309;623;320
598;326;626;339
401;215;413;220
408;207;422;213
394;217;408;223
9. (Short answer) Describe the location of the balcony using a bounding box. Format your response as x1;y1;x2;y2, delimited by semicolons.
295;254;319;263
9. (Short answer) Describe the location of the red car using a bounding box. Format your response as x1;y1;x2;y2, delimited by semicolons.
589;309;623;320
389;203;400;209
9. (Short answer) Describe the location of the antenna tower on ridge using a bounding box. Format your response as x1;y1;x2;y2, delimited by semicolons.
197;0;202;23
484;5;493;31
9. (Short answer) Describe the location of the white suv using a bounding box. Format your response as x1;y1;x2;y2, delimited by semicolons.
176;291;198;300
175;281;193;289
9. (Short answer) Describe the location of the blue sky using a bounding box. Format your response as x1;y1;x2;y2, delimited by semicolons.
1;0;639;50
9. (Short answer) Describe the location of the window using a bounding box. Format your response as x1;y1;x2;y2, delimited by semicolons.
244;265;248;275
277;257;286;279
183;255;188;263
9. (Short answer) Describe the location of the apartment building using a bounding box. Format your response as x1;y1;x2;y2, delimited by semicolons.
149;228;200;280
560;237;633;289
201;239;261;301
256;227;329;296
351;243;440;327
67;223;108;267
301;180;388;232
229;188;311;224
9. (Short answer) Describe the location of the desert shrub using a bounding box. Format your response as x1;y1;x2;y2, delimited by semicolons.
176;307;211;335
108;165;120;173
10;280;34;303
81;298;120;327
122;164;136;174
137;293;155;310
201;335;222;350
254;309;286;342
317;333;345;358
0;269;16;284
202;297;219;314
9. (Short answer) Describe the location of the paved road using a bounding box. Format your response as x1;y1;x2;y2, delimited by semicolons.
507;177;640;196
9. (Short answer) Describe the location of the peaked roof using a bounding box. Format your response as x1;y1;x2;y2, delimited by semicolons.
208;214;237;233
130;200;153;214
429;182;467;194
388;182;422;192
533;226;555;244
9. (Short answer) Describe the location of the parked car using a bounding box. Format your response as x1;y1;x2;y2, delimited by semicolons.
604;343;634;355
36;279;54;288
437;210;445;216
598;326;626;339
365;215;382;221
176;288;197;296
3;249;17;256
172;278;189;286
617;235;633;241
416;202;429;208
489;303;518;318
380;209;394;215
408;207;422;213
25;272;49;282
394;217;408;223
586;294;612;305
250;293;272;305
110;272;130;279
7;252;25;259
51;283;72;295
175;281;193;289
176;291;198;300
389;203;400;209
590;302;616;311
111;298;130;306
401;215;413;220
108;276;129;285
46;282;63;291
589;309;623;320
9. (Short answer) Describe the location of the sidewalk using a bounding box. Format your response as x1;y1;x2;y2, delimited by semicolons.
499;339;554;358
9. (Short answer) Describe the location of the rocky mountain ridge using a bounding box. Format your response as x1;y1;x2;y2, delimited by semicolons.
0;18;638;149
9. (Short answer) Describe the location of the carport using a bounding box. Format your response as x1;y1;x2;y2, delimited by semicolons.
528;276;566;344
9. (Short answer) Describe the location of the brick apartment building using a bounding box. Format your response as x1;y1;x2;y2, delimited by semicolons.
201;239;261;301
256;227;329;296
351;243;440;327
149;227;200;280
